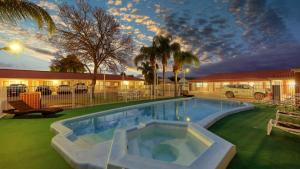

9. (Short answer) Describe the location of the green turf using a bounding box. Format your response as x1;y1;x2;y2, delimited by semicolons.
209;104;300;169
0;101;299;169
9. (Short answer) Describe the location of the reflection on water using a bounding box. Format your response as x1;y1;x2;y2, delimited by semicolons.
64;98;242;144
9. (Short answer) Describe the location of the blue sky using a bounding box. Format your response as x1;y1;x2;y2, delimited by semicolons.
0;0;300;77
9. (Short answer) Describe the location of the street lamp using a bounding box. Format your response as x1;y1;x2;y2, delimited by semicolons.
183;68;190;91
0;40;24;54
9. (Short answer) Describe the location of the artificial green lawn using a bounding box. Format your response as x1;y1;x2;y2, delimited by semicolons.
209;104;300;169
0;100;299;169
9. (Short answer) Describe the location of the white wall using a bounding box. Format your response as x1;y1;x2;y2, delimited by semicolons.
0;87;7;115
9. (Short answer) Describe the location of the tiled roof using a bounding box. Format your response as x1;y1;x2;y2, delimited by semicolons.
0;69;143;81
191;69;294;82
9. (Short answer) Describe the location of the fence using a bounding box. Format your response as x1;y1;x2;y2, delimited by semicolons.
1;83;299;112
190;84;300;107
1;84;178;110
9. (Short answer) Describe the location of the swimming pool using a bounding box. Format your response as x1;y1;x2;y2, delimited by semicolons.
64;98;243;145
51;97;254;169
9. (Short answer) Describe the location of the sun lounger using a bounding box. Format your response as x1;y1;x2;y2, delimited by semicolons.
267;119;300;136
276;110;300;120
3;100;63;117
182;90;194;97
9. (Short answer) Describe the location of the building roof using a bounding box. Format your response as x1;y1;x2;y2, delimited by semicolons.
191;69;295;82
0;69;143;81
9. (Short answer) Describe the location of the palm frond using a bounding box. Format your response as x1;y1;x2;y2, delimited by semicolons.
170;42;181;52
134;54;146;66
173;51;200;72
0;0;56;35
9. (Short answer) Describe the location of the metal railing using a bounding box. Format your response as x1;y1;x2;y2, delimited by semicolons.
190;84;300;107
1;83;299;112
2;84;178;110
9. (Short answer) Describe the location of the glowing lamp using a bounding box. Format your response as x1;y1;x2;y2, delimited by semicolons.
185;68;190;73
288;80;296;86
123;81;129;85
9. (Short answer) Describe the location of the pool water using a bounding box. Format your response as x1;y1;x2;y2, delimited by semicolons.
64;98;242;145
127;124;209;166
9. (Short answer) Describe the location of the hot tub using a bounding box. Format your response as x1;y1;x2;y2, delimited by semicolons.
107;121;236;169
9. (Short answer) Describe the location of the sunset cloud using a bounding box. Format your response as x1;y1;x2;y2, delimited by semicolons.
0;0;298;76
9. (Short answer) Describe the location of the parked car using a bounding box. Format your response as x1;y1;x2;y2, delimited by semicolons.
223;84;268;100
7;84;27;97
57;85;72;95
74;83;88;94
35;85;52;95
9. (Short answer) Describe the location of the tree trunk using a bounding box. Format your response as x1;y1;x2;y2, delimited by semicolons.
174;72;178;97
153;65;156;98
91;66;98;99
162;64;166;96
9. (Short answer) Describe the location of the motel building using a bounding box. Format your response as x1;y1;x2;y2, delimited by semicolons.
0;69;144;93
189;69;300;102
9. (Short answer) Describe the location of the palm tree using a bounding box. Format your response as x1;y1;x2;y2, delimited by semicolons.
137;61;155;85
134;46;159;96
173;51;200;96
153;35;180;96
0;0;56;34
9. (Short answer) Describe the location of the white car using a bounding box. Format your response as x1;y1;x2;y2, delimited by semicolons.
223;84;269;100
74;83;88;93
57;85;72;94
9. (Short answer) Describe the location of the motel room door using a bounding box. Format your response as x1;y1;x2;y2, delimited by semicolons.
272;85;281;103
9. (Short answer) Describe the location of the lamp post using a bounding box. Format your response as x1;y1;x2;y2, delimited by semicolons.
183;68;190;91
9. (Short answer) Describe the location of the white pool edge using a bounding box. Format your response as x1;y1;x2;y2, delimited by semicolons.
50;97;255;169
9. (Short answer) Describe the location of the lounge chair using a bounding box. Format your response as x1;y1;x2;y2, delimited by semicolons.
182;90;194;97
276;110;300;120
267;119;300;136
3;100;63;117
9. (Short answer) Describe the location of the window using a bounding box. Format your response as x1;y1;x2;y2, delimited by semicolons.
43;81;53;86
196;82;208;87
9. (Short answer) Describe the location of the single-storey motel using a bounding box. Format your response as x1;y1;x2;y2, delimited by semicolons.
0;69;144;91
189;69;300;101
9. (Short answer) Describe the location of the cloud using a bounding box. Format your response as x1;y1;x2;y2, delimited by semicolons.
191;43;300;76
0;62;14;69
227;0;295;50
37;1;59;12
0;22;57;62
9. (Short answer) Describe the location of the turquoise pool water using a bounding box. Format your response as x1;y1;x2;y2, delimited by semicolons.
64;98;242;144
127;124;209;166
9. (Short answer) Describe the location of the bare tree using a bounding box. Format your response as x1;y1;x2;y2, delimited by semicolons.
54;0;133;96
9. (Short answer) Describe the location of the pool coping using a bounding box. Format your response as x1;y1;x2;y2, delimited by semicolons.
50;97;255;169
108;120;235;169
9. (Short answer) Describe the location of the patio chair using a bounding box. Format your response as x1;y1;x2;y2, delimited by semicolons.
182;90;194;97
267;119;300;136
276;110;300;120
3;100;63;117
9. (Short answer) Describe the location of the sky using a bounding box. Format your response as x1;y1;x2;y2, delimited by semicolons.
0;0;300;78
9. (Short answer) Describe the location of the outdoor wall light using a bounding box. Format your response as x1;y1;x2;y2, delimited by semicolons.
185;68;190;73
186;117;191;122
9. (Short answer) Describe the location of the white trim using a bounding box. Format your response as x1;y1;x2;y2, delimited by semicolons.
51;97;254;169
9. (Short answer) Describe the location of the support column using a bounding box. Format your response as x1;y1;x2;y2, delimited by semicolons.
294;70;300;106
0;87;7;116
